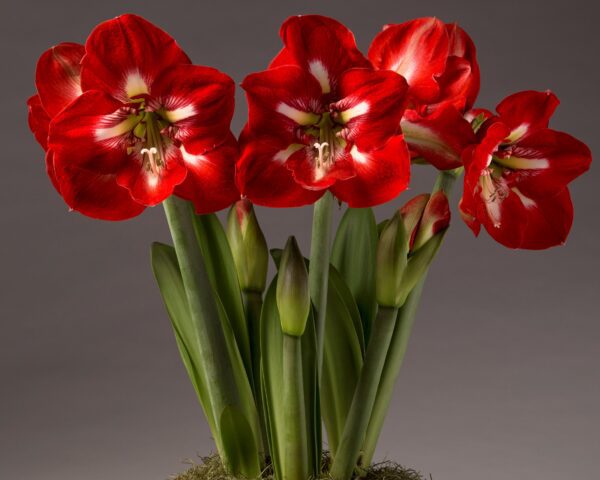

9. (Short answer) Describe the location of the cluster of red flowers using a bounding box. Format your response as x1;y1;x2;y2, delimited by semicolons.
28;14;591;249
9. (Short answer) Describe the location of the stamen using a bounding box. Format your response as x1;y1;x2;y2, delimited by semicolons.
141;147;160;175
313;142;329;168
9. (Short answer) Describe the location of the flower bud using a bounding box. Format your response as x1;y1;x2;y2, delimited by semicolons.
399;193;430;250
276;236;310;337
411;191;451;251
375;212;408;308
226;199;268;292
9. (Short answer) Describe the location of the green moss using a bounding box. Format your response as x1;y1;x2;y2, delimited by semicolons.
171;453;426;480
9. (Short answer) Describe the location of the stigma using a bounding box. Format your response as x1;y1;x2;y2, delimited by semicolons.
141;147;160;175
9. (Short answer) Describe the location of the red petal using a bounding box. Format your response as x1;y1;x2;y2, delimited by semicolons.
45;149;60;193
369;18;449;105
496;90;559;140
336;68;408;151
502;128;592;196
477;186;574;250
175;134;240;214
48;90;129;161
437;24;480;110
150;64;235;152
81;14;190;102
27;94;50;150
35;42;84;117
401;104;476;170
331;135;410;207
242;65;323;140
116;144;187;206
53;148;145;221
236;135;324;207
270;15;371;94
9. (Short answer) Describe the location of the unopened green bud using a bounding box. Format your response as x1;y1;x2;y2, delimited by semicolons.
375;212;408;308
227;199;268;292
276;236;310;337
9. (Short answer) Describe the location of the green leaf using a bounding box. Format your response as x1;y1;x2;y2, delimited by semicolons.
151;242;262;475
321;266;364;456
260;277;320;479
150;243;219;449
219;405;261;478
192;213;253;382
331;208;378;343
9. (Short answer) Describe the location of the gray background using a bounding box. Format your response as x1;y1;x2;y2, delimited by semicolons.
1;1;598;479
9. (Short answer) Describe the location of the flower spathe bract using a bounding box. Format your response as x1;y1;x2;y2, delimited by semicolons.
237;15;411;208
227;199;269;293
30;14;240;220
276;236;311;337
460;90;592;249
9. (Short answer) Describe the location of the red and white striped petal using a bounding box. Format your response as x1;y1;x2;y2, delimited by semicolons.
499;128;592;197
335;68;408;151
496;90;559;142
175;134;240;213
236;135;324;207
150;64;235;153
270;15;371;94
331;135;410;207
474;185;573;250
401;105;476;170
35;42;84;118
48;90;134;158
242;65;323;140
53;148;145;221
81;14;191;102
27;94;50;150
369;18;449;105
116;143;187;206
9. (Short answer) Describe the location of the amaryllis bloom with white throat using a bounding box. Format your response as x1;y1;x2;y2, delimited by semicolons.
369;17;480;170
460;90;592;249
29;14;239;220
237;15;411;208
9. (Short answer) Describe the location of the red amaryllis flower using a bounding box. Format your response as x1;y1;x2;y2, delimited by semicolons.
459;90;592;249
369;17;480;170
30;14;239;220
237;15;411;208
27;42;85;191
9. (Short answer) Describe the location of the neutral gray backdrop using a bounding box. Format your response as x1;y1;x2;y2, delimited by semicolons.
1;1;598;479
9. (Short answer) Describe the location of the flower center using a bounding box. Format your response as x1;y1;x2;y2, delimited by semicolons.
129;108;174;174
479;167;509;228
301;111;347;169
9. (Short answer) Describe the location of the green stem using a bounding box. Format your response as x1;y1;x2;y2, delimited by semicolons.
358;168;463;466
282;334;309;480
308;191;334;376
330;306;399;480
360;277;426;466
243;289;268;457
162;197;240;441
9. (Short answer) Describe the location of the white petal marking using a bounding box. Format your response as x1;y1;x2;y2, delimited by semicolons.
180;145;206;166
276;103;318;125
95;115;138;142
495;155;549;170
512;187;537;209
505;124;529;143
309;60;331;94
125;70;149;98
350;145;369;165
163;104;197;123
274;144;303;163
339;101;370;123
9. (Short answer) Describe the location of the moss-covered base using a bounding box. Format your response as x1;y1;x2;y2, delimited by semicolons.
171;453;426;480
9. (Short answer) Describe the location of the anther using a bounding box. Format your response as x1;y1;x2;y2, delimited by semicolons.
141;147;159;175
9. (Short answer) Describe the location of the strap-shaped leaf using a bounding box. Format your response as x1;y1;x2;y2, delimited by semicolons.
332;208;378;344
192;213;252;381
150;243;219;448
260;278;320;479
151;242;261;477
321;266;365;456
